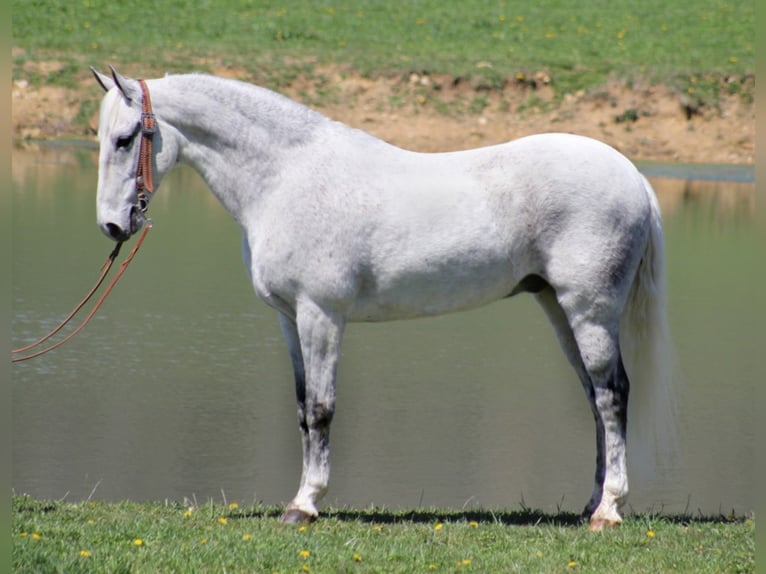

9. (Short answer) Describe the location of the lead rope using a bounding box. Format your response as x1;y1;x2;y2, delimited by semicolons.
11;220;152;363
12;241;124;356
11;223;152;363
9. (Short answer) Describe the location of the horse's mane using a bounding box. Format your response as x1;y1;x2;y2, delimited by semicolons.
164;72;326;128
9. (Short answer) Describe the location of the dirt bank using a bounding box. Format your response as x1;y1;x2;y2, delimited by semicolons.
12;60;754;164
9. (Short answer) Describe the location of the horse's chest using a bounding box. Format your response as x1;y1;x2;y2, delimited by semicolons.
247;236;358;311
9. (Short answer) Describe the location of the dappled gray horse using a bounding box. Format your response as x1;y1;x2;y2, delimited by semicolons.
91;66;675;530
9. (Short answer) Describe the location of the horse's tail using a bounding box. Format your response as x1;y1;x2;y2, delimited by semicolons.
621;175;679;476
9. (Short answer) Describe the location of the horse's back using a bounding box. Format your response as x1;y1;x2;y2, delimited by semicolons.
422;132;652;278
467;133;651;254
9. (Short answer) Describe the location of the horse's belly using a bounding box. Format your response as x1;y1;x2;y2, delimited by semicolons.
347;261;517;322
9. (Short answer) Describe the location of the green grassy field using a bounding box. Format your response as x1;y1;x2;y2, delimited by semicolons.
13;0;753;97
12;496;754;573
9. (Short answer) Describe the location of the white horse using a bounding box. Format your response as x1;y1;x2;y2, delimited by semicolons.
91;66;675;530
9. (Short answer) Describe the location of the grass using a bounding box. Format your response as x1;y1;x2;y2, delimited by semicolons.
13;495;754;573
12;0;754;99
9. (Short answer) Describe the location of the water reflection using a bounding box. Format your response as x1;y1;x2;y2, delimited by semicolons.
11;146;757;516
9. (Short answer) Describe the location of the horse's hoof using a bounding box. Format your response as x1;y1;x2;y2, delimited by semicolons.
281;508;317;525
589;517;622;531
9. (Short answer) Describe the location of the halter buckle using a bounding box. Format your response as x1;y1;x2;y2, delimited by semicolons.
141;112;157;136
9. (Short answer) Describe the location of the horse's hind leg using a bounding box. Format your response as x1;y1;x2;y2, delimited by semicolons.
573;319;629;530
534;286;629;530
278;304;345;524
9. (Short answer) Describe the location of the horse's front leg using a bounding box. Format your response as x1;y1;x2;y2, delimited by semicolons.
278;305;345;524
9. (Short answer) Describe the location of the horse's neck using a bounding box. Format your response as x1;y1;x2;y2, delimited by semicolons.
154;75;324;225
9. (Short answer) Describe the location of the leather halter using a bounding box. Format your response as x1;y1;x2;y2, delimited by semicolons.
135;79;156;213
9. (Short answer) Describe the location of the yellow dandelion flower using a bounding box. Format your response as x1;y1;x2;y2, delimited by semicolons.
219;517;228;525
79;549;91;558
32;533;41;540
568;559;577;568
301;565;310;573
647;529;655;538
133;539;144;547
299;525;307;533
428;565;437;571
199;538;207;545
299;549;311;558
353;553;362;562
434;523;443;531
228;502;239;510
20;532;27;538
469;521;479;528
462;559;472;566
183;510;193;518
242;533;253;541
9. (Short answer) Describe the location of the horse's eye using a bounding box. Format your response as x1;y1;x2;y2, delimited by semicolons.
115;123;141;151
115;135;134;150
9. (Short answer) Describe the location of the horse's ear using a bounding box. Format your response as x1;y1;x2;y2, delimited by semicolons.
91;66;114;92
108;64;141;103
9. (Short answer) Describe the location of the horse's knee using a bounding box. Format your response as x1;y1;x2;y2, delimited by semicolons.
296;381;335;429
307;400;335;430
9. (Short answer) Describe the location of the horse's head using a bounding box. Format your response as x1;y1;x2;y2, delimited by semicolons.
91;66;178;241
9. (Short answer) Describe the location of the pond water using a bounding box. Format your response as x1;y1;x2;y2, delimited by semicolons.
11;145;758;516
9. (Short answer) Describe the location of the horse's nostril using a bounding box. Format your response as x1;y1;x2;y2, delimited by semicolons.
104;222;128;242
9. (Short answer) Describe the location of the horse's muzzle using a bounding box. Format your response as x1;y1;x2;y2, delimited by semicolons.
100;206;145;242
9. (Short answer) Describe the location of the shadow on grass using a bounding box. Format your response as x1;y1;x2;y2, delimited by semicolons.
12;495;749;528
325;507;584;527
236;505;747;527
